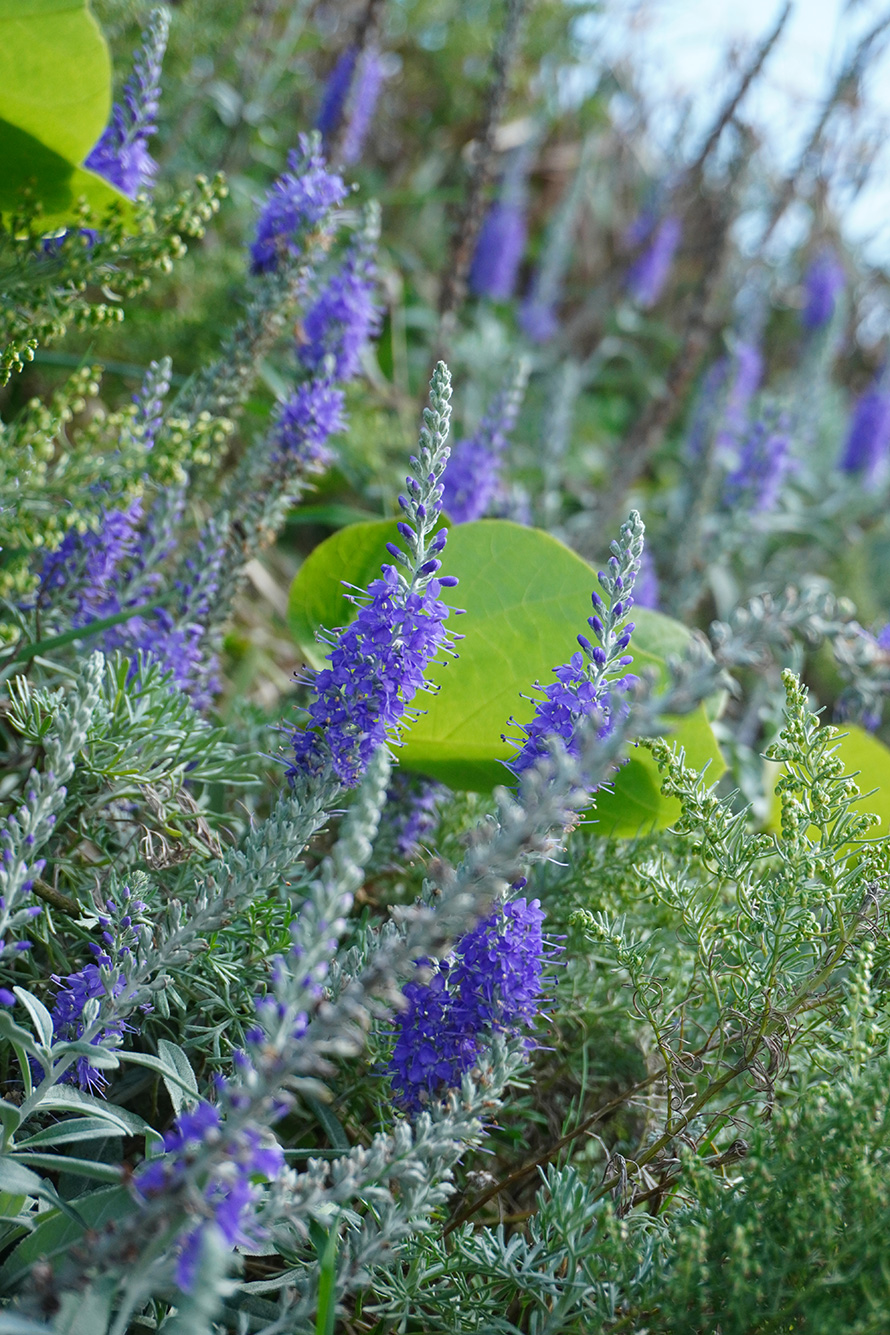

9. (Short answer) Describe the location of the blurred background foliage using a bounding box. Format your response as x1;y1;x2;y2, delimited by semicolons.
12;0;890;741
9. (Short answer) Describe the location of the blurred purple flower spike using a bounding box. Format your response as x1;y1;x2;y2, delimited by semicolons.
724;415;795;513
316;46;358;137
271;381;346;471
714;340;763;456
341;48;387;164
316;44;387;165
249;134;347;275
470;145;533;301
840;382;890;487
85;9;169;199
470;201;528;301
634;548;659;609
298;230;383;382
519;297;559;343
627;215;682;309
442;360;529;523
802;247;845;330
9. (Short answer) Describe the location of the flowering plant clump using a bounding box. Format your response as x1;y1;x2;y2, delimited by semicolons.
6;4;890;1333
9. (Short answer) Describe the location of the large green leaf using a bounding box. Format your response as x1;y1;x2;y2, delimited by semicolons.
0;0;125;222
287;519;725;831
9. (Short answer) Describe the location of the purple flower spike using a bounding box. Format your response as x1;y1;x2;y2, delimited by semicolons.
470;201;528;301
519;296;559;344
389;969;482;1112
271;381;346;470
471;143;532;300
292;567;455;787
50;963;130;1095
340;47;387;165
250;134;348;275
37;494;223;710
724;415;795;514
442;360;529;524
291;363;458;787
802;247;845;330
507;512;645;780
299;233;382;382
627;215;682;309
85;8;169;198
388;896;556;1113
316;47;358;138
137;1101;283;1294
451;897;547;1032
49;898;148;1095
716;340;763;453
38;499;145;623
634;548;659;610
840;383;890;487
316;44;387;165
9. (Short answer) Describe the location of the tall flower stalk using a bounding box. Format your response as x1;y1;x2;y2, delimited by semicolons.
85;8;169;199
626;214;683;309
290;362;460;787
442;358;530;523
507;512;645;777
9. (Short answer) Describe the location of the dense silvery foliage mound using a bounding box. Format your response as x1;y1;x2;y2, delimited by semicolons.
4;3;890;1333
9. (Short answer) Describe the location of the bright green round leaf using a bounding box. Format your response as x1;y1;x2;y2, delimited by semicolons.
287;518;725;828
0;0;126;223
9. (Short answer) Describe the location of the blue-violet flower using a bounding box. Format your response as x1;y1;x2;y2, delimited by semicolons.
250;134;348;275
85;8;169;198
291;363;459;787
840;382;890;486
442;360;529;523
626;215;682;309
389;896;554;1112
507;511;645;778
802;247;845;330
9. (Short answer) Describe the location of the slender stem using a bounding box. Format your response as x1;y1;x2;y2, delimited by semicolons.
31;878;79;917
435;0;529;352
687;1;791;179
443;1065;665;1234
